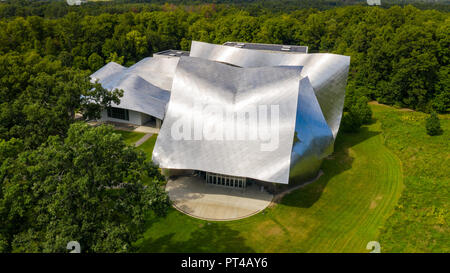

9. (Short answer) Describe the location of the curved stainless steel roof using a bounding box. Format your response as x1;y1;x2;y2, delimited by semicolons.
92;41;349;184
90;57;179;120
290;77;334;181
125;56;179;91
153;57;304;183
189;41;350;138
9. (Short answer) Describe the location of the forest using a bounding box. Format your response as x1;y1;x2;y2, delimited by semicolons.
0;0;448;252
1;1;450;18
1;2;448;117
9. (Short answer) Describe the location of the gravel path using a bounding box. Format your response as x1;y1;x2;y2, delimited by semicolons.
134;133;153;147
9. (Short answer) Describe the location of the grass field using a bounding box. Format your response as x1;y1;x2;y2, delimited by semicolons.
137;134;158;159
113;130;145;145
133;107;407;253
373;104;449;253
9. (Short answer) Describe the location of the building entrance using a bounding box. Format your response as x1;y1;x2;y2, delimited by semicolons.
205;172;246;189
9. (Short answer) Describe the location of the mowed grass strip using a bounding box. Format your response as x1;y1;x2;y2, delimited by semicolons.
114;130;145;145
137;134;158;159
135;113;403;253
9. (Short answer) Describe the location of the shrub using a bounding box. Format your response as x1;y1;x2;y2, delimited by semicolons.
341;111;362;133
341;96;372;133
425;112;443;136
354;96;373;124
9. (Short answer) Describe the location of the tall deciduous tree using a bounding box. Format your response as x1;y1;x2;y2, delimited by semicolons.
0;123;170;253
0;52;122;148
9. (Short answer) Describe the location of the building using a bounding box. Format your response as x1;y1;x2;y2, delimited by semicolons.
90;53;181;127
223;41;308;53
367;0;381;6
91;41;350;188
67;0;87;6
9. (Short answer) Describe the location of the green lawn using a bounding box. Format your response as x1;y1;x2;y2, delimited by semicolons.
134;108;406;253
114;130;145;145
373;104;449;253
137;134;158;159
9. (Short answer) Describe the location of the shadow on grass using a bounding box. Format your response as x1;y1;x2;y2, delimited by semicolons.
138;220;255;253
280;125;380;209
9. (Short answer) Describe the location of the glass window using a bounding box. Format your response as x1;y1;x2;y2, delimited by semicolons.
107;107;129;121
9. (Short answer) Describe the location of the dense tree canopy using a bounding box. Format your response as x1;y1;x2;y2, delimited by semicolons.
0;4;447;112
0;51;122;148
1;1;448;19
0;123;169;252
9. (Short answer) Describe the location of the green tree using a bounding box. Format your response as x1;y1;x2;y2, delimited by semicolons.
0;52;122;148
88;53;104;72
73;56;87;70
0;123;170;253
125;30;148;60
343;90;372;132
57;50;73;67
425;112;443;136
353;96;372;124
105;52;124;65
432;66;450;113
341;111;362;133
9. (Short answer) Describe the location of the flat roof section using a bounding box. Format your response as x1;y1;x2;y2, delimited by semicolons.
153;49;190;57
223;41;308;53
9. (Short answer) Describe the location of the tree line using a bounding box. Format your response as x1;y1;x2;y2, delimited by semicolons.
1;1;449;19
0;4;448;113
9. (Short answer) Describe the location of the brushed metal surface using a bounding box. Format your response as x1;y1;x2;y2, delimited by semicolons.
290;77;334;181
189;41;350;138
223;41;308;53
93;41;350;184
90;56;180;120
153;57;302;184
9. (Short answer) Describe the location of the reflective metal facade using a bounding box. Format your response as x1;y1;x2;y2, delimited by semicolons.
152;57;303;183
189;41;350;138
290;77;334;181
93;41;350;184
90;57;180;120
223;41;308;53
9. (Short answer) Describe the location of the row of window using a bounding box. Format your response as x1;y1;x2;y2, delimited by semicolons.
206;173;246;188
107;107;129;121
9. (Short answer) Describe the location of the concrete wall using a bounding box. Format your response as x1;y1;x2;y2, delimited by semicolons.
141;112;152;125
99;108;143;125
98;108;162;128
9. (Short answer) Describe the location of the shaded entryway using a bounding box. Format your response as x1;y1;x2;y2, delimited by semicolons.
166;175;273;221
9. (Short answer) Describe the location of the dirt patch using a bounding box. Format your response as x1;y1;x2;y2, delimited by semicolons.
370;195;383;209
369;101;415;112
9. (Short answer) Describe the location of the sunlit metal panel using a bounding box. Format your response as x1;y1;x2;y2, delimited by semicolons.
90;57;177;120
189;41;350;138
223;41;308;53
153;57;303;184
290;77;334;181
